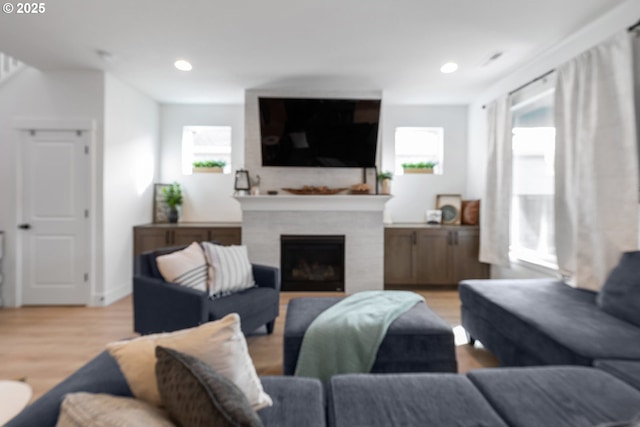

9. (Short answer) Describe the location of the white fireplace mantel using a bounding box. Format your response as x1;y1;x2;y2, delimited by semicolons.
237;194;391;294
234;194;392;212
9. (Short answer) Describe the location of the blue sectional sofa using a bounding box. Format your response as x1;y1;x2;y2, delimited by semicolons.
460;278;640;367
7;350;640;427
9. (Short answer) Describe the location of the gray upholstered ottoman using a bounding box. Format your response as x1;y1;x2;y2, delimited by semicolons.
283;297;457;376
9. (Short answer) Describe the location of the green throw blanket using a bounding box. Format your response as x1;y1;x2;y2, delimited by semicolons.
294;290;424;381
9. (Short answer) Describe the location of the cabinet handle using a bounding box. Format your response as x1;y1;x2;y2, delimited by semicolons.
447;231;452;245
412;231;417;245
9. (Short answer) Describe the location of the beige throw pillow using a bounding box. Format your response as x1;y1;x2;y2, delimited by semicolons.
156;242;208;292
106;314;272;410
202;243;255;296
56;393;175;427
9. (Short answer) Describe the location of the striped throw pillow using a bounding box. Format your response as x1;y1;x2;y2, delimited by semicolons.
202;243;255;297
156;242;208;292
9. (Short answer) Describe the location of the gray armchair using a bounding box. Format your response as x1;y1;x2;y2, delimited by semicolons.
133;245;280;335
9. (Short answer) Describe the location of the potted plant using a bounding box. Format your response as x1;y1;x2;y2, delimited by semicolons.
377;171;393;195
192;160;226;173
162;182;183;223
402;161;438;174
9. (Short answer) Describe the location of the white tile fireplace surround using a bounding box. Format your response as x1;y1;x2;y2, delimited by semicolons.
235;195;392;294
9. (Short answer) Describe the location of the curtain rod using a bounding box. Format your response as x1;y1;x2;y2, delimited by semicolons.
482;17;640;109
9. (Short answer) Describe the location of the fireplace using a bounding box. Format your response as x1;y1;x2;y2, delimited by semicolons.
280;235;345;291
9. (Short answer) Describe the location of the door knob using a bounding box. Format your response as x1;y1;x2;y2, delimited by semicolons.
18;223;31;230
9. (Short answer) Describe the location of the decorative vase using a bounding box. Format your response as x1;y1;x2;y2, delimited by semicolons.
168;206;179;223
381;178;391;195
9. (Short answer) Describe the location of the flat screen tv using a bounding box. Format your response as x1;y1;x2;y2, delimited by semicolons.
258;97;380;167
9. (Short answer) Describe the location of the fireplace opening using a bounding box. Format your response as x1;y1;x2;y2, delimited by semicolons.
280;235;345;291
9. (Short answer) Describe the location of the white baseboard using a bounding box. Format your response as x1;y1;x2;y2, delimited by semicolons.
91;282;131;306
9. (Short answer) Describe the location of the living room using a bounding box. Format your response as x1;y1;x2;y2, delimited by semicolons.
1;0;640;426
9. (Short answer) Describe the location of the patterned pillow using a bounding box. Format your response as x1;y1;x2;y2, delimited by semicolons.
55;393;175;427
155;346;264;427
202;243;255;296
156;242;208;292
106;313;272;410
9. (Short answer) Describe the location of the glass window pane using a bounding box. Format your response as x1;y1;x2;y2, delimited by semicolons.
394;127;444;174
182;126;232;174
510;91;556;265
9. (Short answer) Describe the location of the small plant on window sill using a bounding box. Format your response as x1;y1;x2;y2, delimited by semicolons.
192;160;227;173
402;161;438;174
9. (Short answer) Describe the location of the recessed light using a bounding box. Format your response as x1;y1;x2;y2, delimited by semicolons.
440;62;458;74
174;59;192;71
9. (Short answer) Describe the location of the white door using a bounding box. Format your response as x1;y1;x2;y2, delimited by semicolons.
19;129;90;305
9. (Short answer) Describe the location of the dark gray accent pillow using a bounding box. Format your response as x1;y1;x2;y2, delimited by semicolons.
597;251;640;327
155;346;264;427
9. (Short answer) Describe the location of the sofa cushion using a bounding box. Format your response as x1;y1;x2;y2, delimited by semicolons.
203;243;255;296
107;314;271;410
459;279;640;365
595;360;640;391
55;393;175;427
597;251;640;327
5;351;132;427
156;242;208;292
258;377;325;427
155;347;263;427
326;373;508;427
468;367;640;427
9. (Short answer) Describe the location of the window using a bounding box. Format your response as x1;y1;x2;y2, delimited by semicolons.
510;89;556;267
181;126;232;175
394;127;444;174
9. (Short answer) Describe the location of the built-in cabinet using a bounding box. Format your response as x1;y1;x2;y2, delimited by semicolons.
384;225;489;286
133;223;241;257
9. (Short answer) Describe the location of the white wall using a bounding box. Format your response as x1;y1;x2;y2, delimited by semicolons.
102;74;159;305
381;105;469;223
466;0;640;279
0;68;104;307
160;104;243;222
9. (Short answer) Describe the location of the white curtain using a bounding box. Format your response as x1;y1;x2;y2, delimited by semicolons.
480;95;512;266
554;31;639;291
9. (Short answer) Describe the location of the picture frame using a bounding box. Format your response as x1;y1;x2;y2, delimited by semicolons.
436;194;462;225
153;183;171;223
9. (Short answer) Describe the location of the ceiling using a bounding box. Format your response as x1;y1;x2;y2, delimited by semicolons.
0;0;628;104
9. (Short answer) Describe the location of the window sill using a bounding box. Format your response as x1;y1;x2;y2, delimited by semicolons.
509;252;559;277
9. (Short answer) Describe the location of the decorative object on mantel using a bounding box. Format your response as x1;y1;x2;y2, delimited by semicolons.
426;210;443;225
234;169;251;195
162;182;183;224
192;160;226;173
436;194;462;225
282;186;347;195
461;200;480;225
267;191;278;196
402;161;438;174
377;171;393;195
350;183;370;195
153;183;171;223
250;174;261;196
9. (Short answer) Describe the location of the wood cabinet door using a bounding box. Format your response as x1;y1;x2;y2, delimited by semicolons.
134;228;171;257
172;228;210;246
451;228;490;283
415;229;452;285
209;228;242;246
384;229;417;285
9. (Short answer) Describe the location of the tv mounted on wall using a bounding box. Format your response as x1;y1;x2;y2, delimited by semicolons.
258;97;381;167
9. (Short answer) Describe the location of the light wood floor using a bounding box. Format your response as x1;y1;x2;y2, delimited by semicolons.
0;290;498;402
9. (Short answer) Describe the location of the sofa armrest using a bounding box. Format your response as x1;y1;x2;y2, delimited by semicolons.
253;264;280;291
133;276;209;335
